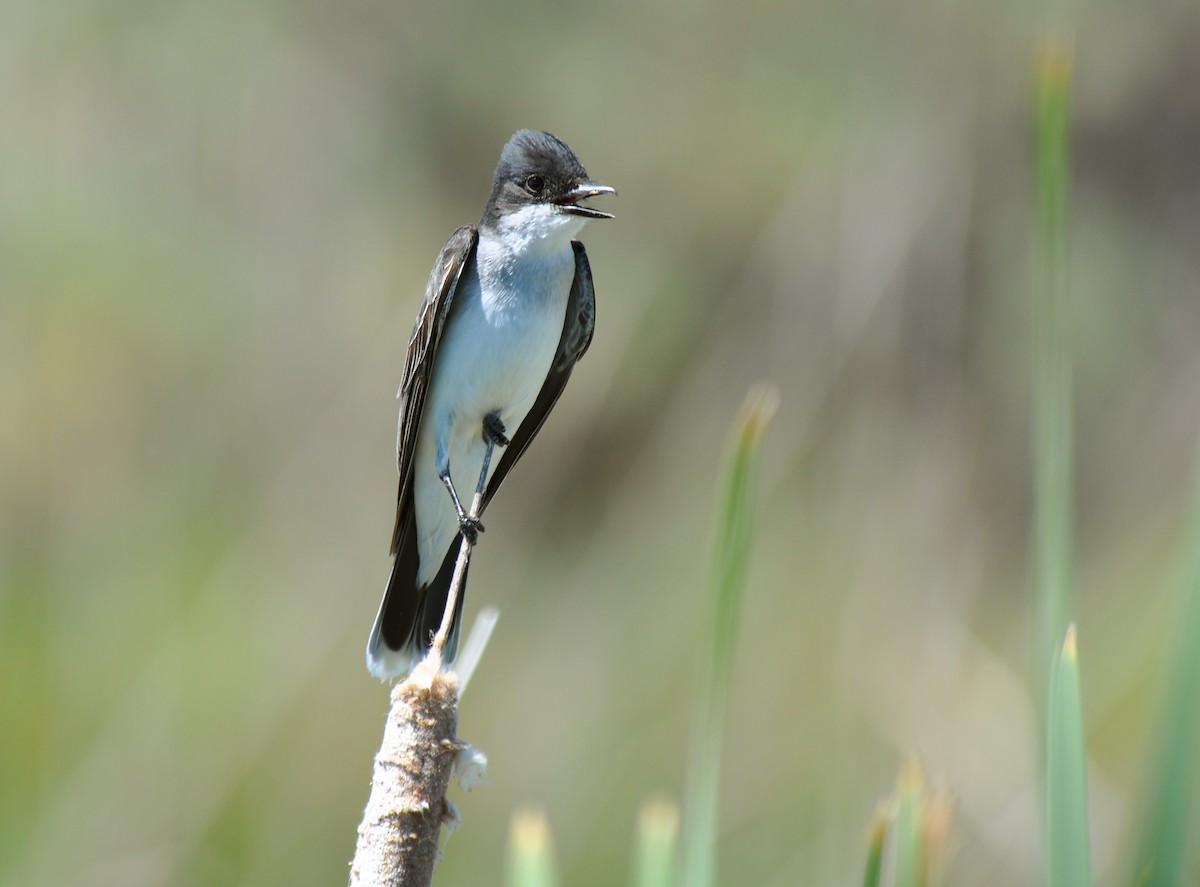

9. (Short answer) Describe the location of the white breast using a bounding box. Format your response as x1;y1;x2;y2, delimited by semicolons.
410;227;578;583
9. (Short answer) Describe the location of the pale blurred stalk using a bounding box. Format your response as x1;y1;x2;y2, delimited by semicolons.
861;764;952;887
894;761;925;887
633;799;680;887
1047;625;1092;886
507;809;560;887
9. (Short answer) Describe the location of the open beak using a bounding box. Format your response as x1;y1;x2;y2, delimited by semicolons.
555;182;617;219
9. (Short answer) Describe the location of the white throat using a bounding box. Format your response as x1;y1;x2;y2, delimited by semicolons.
489;203;587;256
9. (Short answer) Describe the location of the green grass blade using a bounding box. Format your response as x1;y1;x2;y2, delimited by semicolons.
1031;41;1076;707
680;383;778;887
861;804;890;887
1047;625;1092;887
508;809;559;887
1133;450;1200;886
633;799;680;887
894;761;925;887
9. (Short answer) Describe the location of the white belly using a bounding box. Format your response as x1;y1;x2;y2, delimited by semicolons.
411;243;574;583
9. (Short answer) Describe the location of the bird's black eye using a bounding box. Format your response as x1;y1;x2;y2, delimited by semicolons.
524;174;546;193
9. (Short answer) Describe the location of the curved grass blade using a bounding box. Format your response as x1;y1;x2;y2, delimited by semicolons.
861;804;890;887
1031;39;1075;716
680;383;779;887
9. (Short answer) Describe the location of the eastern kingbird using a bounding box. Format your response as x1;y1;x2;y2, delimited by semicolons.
366;130;615;679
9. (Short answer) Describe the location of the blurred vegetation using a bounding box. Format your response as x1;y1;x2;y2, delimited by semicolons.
1047;626;1091;887
3;0;1200;884
681;385;774;887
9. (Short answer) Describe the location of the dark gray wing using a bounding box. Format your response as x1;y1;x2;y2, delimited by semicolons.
482;239;596;510
389;225;478;555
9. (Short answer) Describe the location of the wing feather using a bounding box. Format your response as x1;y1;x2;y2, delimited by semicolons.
389;225;478;555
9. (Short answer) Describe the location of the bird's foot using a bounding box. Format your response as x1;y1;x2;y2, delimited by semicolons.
458;513;485;546
482;413;510;448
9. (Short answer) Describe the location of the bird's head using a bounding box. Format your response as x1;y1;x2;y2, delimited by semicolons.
482;130;615;241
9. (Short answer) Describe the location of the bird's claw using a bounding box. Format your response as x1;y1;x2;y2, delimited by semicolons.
458;514;485;546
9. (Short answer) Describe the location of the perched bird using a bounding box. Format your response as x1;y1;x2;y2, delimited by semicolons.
366;130;615;679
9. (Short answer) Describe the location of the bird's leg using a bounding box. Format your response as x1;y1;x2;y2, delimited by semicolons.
436;432;484;545
467;413;509;523
429;415;507;662
437;470;484;545
435;413;509;547
475;413;510;498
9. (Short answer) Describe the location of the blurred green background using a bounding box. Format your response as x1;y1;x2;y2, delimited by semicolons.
3;0;1200;884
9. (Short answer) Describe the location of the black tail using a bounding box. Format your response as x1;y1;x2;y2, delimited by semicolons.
366;513;467;679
